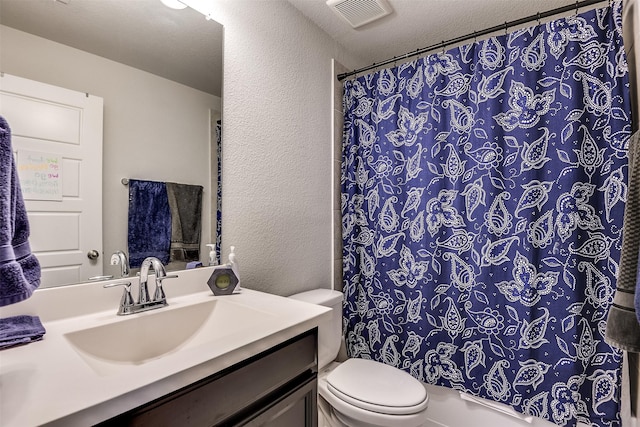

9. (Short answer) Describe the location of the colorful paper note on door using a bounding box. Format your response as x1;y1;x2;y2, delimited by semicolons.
17;150;63;201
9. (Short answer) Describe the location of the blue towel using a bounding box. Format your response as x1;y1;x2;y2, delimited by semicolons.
0;116;41;307
127;179;171;267
0;315;45;350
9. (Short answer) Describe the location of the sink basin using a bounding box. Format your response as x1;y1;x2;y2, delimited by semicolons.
64;297;275;375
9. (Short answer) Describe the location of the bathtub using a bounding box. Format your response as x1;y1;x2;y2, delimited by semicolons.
423;352;635;427
423;384;577;427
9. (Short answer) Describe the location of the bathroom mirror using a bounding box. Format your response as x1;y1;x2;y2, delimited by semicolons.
0;0;223;287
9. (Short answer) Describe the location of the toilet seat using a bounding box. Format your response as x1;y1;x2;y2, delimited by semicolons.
326;358;429;415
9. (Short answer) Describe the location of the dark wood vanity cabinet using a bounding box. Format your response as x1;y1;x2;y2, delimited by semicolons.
98;330;318;427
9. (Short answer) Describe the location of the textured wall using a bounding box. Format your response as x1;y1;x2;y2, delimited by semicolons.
209;1;361;296
332;59;347;292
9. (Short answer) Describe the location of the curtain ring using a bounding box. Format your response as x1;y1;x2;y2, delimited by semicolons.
441;41;446;54
575;0;579;16
504;21;508;36
473;30;477;43
537;12;541;26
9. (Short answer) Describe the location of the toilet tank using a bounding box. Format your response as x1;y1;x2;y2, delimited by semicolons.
289;288;343;369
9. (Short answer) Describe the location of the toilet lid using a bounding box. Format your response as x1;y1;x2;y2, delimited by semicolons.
326;358;429;415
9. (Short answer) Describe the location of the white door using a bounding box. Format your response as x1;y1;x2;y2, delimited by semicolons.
0;73;103;288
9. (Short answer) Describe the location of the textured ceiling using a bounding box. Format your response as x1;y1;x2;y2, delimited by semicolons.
287;0;596;70
0;0;223;97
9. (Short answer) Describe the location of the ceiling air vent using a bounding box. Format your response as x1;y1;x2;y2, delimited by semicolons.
326;0;393;29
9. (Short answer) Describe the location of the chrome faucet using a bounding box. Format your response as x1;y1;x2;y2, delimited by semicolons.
104;256;177;315
139;256;171;304
110;250;130;278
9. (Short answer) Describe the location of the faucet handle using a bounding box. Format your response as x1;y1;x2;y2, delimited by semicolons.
153;274;178;302
103;281;134;315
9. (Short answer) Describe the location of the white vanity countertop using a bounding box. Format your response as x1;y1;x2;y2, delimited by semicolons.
0;268;330;427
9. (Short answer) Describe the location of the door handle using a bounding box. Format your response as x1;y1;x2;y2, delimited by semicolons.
87;250;100;260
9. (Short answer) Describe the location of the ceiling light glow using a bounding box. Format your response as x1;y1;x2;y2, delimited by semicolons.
160;0;188;10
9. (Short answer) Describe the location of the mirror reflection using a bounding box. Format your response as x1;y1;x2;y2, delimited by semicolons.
0;0;223;287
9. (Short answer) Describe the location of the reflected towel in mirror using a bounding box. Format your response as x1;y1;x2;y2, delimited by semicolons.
166;182;203;262
127;179;171;268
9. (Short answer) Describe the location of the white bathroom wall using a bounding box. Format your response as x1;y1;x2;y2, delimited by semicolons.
207;1;363;296
0;25;221;278
331;59;348;292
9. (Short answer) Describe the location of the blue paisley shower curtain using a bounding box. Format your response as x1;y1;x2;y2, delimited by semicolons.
341;2;631;427
215;120;222;265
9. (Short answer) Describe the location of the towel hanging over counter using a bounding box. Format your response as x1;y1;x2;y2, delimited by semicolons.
166;182;203;262
127;179;171;268
0;315;46;350
606;130;640;351
0;115;41;307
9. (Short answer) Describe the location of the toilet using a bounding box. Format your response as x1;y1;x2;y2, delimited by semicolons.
290;289;430;427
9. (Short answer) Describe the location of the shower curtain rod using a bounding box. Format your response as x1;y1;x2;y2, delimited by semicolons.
337;0;609;81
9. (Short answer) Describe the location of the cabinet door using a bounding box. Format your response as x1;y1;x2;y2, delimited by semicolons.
237;376;317;427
